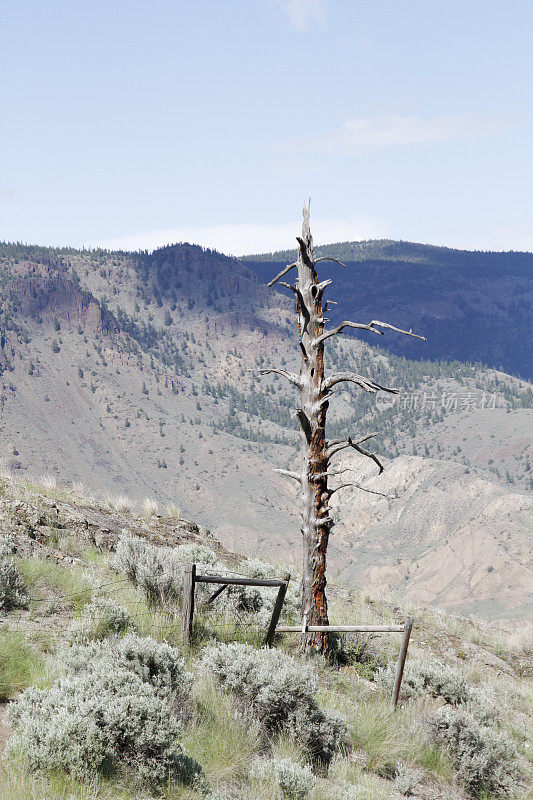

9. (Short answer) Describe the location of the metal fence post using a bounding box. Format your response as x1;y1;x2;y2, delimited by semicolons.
264;573;290;647
391;616;413;708
181;562;196;644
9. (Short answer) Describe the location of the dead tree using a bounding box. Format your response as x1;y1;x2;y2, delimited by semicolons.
261;202;424;654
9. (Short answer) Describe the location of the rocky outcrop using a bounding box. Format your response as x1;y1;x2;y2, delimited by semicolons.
7;274;119;335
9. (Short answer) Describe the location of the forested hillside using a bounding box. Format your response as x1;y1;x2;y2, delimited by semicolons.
242;241;533;379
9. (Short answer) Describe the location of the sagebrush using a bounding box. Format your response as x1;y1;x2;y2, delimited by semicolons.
394;763;422;796
67;597;131;642
113;533;298;624
429;705;520;796
7;634;201;789
251;756;316;798
376;656;469;704
202;642;349;764
63;633;194;702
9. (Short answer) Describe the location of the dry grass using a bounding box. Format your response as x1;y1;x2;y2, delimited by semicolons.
17;557;94;612
106;495;133;513
0;628;46;702
141;498;159;517
164;502;182;519
182;673;261;784
38;474;57;491
0;762;203;800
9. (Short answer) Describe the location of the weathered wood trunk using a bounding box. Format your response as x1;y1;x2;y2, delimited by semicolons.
296;207;331;653
263;202;424;656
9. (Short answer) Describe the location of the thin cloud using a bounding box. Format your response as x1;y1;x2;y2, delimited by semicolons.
0;187;15;200
272;0;326;31
93;215;386;257
425;222;533;253
288;112;512;156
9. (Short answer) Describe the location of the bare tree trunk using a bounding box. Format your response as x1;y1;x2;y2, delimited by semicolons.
263;202;425;655
295;206;331;653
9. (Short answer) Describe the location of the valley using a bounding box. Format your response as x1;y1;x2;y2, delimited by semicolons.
0;240;531;620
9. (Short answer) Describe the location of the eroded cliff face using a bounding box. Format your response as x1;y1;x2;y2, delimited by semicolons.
4;272;119;337
331;455;533;619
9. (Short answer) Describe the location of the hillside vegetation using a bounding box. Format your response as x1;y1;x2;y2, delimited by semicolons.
0;474;531;800
0;242;531;619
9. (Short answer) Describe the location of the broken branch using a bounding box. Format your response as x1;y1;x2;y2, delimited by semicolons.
256;368;302;388
327;483;353;495
273;468;301;483
313;256;348;268
327;436;384;474
367;320;426;340
327;433;378;450
324;373;398;394
313;318;425;348
327;482;393;499
267;262;298;287
314;321;384;347
353;484;394;498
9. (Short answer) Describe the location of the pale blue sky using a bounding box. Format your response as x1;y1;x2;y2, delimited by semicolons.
1;0;532;254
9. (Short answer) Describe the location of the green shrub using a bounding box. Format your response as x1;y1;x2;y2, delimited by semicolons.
375;657;469;704
202;642;349;765
330;631;385;678
63;633;194;702
429;706;520;796
251;757;316;798
7;635;201;790
0;535;28;611
67;597;131;643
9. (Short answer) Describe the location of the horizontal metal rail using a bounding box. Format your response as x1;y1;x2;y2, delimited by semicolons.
276;616;414;708
276;624;404;633
195;574;289;588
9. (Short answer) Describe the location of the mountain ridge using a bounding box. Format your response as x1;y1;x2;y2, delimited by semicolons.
242;237;533;265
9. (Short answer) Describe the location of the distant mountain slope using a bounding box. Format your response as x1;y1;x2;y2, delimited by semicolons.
241;240;533;380
0;241;531;619
329;455;532;620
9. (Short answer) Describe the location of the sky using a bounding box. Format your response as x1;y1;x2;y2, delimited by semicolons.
1;0;533;255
